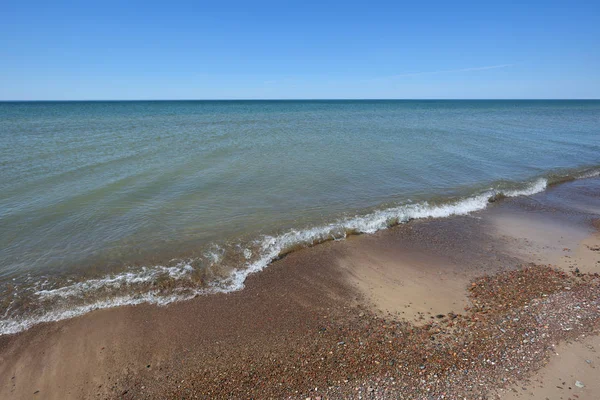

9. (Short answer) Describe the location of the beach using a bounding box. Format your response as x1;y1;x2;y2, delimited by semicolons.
1;176;599;399
2;0;599;395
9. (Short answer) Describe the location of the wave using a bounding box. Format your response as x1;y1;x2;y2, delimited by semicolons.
35;264;194;301
1;169;599;336
573;168;600;180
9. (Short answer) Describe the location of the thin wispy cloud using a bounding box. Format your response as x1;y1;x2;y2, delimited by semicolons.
378;64;515;81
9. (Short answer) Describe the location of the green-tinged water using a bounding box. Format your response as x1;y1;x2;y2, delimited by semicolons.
1;100;599;334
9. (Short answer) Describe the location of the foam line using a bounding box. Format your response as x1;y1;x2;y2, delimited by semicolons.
2;174;596;336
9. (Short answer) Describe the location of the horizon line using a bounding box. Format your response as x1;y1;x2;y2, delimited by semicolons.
1;98;599;102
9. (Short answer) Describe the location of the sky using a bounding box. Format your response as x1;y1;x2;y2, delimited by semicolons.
1;0;599;100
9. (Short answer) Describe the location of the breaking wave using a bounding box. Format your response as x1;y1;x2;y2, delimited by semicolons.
1;169;598;336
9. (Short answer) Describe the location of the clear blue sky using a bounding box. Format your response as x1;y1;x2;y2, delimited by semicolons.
1;0;599;100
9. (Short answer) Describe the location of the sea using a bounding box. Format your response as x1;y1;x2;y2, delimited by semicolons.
1;100;599;335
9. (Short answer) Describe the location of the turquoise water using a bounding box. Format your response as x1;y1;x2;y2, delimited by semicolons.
1;100;599;334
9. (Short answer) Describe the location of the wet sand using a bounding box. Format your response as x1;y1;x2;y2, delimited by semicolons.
1;178;599;399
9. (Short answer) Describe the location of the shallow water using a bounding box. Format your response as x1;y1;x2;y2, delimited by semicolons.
1;100;599;334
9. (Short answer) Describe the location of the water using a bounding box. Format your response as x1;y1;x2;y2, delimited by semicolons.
1;100;599;334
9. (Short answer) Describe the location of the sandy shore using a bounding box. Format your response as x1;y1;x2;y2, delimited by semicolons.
501;334;600;400
1;178;599;399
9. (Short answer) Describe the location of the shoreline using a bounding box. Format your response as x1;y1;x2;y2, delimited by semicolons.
3;167;599;337
1;177;600;399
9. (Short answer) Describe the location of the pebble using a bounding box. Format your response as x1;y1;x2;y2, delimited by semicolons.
115;264;600;399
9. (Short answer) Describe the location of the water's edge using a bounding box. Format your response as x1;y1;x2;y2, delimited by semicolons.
1;165;599;336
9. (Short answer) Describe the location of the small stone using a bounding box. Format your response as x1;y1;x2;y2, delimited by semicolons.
586;359;592;364
575;381;585;388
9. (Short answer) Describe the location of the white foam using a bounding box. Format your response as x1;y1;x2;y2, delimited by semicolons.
577;169;600;179
222;192;495;293
503;178;548;197
0;177;560;336
0;290;198;336
35;263;193;300
204;245;224;265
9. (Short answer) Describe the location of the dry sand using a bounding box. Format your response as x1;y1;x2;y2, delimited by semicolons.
500;334;600;400
1;177;599;399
